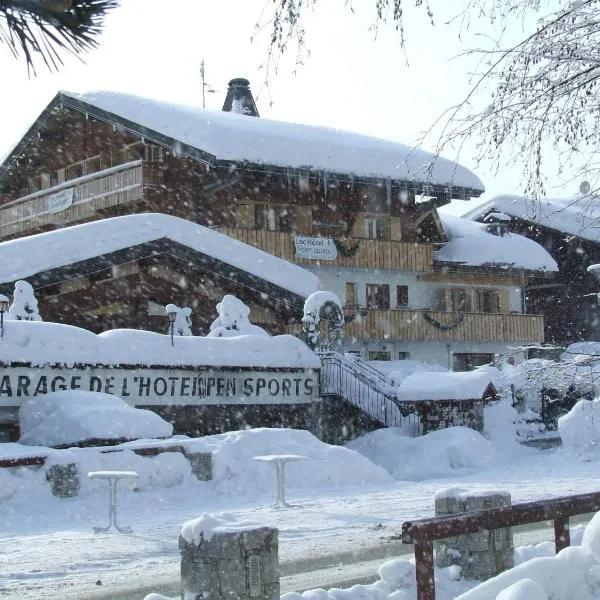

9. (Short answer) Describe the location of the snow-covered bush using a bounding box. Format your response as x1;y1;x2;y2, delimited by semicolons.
8;280;42;321
207;295;268;337
19;390;173;447
302;290;343;350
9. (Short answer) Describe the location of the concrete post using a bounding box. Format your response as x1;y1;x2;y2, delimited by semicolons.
46;463;80;498
434;488;513;580
184;451;213;481
179;515;279;600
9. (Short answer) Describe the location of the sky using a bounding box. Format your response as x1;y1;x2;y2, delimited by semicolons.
0;0;582;215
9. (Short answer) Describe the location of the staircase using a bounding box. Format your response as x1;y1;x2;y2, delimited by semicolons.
318;352;422;435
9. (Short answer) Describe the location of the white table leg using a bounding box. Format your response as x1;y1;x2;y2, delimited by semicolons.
94;477;133;533
274;460;290;508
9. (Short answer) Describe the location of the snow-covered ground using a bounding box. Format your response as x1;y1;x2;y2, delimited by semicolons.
3;406;600;600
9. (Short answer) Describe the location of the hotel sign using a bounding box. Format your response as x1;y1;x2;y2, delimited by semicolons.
47;187;74;214
294;236;337;260
0;365;319;407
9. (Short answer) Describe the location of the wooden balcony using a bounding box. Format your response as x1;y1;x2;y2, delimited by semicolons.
287;309;544;343
217;228;434;272
0;160;160;239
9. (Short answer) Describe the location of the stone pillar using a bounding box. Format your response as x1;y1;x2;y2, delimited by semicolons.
179;516;279;600
46;463;80;498
185;451;213;481
434;488;513;580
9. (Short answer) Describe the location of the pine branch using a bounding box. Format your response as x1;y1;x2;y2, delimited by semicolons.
0;0;118;73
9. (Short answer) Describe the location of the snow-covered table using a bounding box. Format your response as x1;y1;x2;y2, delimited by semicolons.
253;454;306;508
88;470;139;533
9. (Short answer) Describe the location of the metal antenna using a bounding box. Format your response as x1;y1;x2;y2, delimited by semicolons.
200;59;218;109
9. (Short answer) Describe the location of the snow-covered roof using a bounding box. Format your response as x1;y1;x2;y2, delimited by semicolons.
463;194;600;243
0;213;319;298
55;91;484;194
0;321;321;369
435;213;558;272
396;370;495;401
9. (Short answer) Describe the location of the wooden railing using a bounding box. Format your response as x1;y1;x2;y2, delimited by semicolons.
217;227;435;272
288;309;544;343
402;490;600;600
0;161;153;239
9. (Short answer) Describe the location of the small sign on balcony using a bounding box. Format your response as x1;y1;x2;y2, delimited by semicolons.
294;236;337;260
47;187;74;214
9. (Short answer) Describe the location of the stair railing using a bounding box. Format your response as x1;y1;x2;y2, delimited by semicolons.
319;352;421;434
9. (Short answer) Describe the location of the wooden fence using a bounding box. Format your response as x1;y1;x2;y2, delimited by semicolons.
402;490;600;600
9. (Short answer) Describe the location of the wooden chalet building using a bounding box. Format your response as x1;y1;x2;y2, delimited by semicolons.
464;195;600;348
0;80;555;368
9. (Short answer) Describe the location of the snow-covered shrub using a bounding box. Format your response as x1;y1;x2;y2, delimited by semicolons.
207;295;268;337
302;290;343;350
19;390;173;447
8;280;42;321
558;399;600;451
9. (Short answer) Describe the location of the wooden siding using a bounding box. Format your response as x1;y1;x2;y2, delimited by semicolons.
0;161;147;239
217;227;435;272
287;309;544;343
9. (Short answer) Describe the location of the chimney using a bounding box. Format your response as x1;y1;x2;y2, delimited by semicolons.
222;78;260;117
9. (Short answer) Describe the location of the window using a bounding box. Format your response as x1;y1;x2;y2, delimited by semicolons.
396;285;409;308
145;144;164;163
345;282;357;307
453;353;494;372
398;351;410;360
366;284;390;309
364;216;388;240
476;289;501;313
255;203;293;232
449;287;472;312
368;351;391;361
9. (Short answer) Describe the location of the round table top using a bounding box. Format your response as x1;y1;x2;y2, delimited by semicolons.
253;454;307;463
88;470;139;480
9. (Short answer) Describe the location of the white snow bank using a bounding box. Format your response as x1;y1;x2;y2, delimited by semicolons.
0;320;320;368
0;213;319;299
396;370;494;401
66;91;484;192
483;401;524;456
18;391;173;446
346;426;499;480
495;579;548;600
283;557;472;600
181;513;262;545
558;400;600;452
181;428;393;494
456;510;600;600
436;214;557;272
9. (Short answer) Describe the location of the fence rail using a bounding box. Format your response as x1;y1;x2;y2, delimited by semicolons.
402;490;600;600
